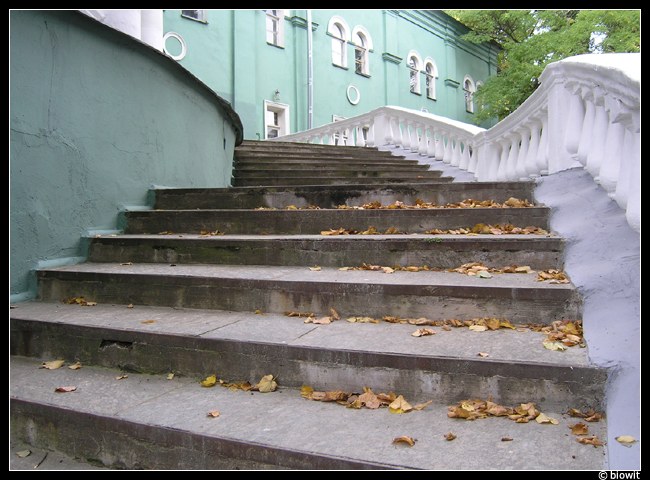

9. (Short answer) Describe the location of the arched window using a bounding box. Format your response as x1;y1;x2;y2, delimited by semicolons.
424;58;438;100
463;75;476;113
265;10;286;47
328;16;350;68
407;51;422;94
352;26;373;76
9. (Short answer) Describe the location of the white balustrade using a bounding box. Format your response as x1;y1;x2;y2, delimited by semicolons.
272;53;639;231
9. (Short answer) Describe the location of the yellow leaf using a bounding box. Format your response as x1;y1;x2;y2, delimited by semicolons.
358;389;381;409
615;435;637;447
309;266;322;271
382;266;395;274
543;341;567;351
392;435;416;446
207;410;221;418
68;362;82;370
444;432;457;441
300;385;314;398
413;400;433;411
577;435;604;447
569;423;589;435
514;266;532;273
256;374;277;393
15;450;31;458
141;319;156;324
116;374;128;380
254;309;263;315
499;320;516;330
201;375;217;388
41;359;65;370
167;373;175;380
469;325;488;332
486;318;501;330
329;308;340;321
535;412;559;425
389;395;413;414
477;352;490;358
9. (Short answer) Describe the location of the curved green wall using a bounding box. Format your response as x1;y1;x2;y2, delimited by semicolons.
10;10;243;300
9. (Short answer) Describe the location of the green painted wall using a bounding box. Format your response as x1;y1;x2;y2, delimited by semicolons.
10;10;242;300
162;9;498;139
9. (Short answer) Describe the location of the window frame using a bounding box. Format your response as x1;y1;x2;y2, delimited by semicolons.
328;16;351;69
423;58;438;100
265;9;286;48
263;100;290;139
351;26;373;77
463;75;476;113
407;51;423;95
181;10;207;23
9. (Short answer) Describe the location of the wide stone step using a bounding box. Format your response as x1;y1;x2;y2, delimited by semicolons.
36;264;580;324
124;207;550;235
235;156;415;166
234;161;427;171
10;355;606;470
233;169;438;179
153;182;537;210
232;176;454;187
237;140;393;155
10;302;604;408
235;151;406;160
88;234;564;270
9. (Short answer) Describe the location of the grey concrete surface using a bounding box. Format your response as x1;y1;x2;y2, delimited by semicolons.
10;356;607;470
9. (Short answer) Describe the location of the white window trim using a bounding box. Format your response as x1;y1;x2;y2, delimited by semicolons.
265;9;286;48
181;10;207;23
351;25;373;76
407;50;423;95
263;100;290;139
423;57;438;100
463;74;476;113
328;16;351;68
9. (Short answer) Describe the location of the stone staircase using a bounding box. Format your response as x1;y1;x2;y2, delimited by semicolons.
10;140;608;470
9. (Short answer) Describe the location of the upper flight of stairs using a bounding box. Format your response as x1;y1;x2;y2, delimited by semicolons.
10;140;607;470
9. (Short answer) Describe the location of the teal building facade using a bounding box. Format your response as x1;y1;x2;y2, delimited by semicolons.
162;9;499;139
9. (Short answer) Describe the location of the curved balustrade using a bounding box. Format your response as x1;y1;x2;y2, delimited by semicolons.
274;53;640;231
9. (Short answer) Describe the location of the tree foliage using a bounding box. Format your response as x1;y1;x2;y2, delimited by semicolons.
445;10;640;123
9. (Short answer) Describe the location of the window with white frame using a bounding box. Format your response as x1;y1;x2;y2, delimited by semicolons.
352;26;372;76
332;115;348;145
265;10;286;47
264;100;290;139
424;58;438;100
181;10;206;23
463;75;476;113
407;51;422;94
328;16;350;68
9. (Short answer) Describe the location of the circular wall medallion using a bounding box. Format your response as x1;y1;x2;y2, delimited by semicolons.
163;32;187;60
346;84;360;105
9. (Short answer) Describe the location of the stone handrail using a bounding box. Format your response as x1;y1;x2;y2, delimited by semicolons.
275;53;640;232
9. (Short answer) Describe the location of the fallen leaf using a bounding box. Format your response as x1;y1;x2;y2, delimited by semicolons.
127;304;134;309
444;432;457;441
54;386;77;392
84;301;97;306
413;400;433;411
329;308;340;321
501;437;513;442
15;450;31;458
115;374;128;380
308;316;332;325
141;319;157;324
389;395;413;414
300;385;314;398
615;435;637;447
201;375;217;388
514;266;532;273
120;262;133;266
535;412;559;425
392;435;416;447
256;374;277;393
411;328;436;337
477;270;493;279
468;325;488;332
358;388;382;409
477;352;490;358
309;266;322;271
41;359;65;370
543;341;567;351
207;410;221;418
382;266;395;274
167;373;175;380
68;362;82;370
569;423;589;435
254;309;263;315
577;435;604;447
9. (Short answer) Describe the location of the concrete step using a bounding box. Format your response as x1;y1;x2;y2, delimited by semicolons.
233;169;441;179
10;303;604;408
10;354;606;470
87;234;564;270
36;264;580;324
124;207;551;235
234;162;428;171
237;140;397;156
152;182;537;210
232;176;454;187
234;156;416;166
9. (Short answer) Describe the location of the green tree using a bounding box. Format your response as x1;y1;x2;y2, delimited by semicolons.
446;10;640;124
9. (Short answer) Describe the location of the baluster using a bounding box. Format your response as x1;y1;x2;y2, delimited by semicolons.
459;139;471;170
496;138;510;181
537;115;549;174
614;128;634;210
434;131;445;159
624;131;640;231
585;104;608;178
418;124;428;155
576;99;595;166
442;135;453;163
515;129;529;180
355;124;365;147
598;120;625;194
564;92;585;156
525;121;541;177
426;127;436;157
450;137;461;166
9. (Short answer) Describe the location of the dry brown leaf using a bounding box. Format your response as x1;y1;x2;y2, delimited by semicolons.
207;410;221;418
382;266;395;274
201;375;217;387
41;359;65;370
141;319;157;324
54;386;77;392
127;304;134;309
443;432;457;441
307;316;332;325
577;436;604;447
300;385;314;398
569;423;589;435
358;388;381;409
84;301;97;306
309;266;322;271
115;374;128;380
477;352;490;358
486;318;501;330
68;362;82;370
468;325;488;332
413;400;433;411
501;437;513;442
411;328;436;337
392;435;416;447
329;308;340;321
535;412;559;425
389;395;413;414
167;373;175;380
256;374;277;393
285;311;314;318
615;435;637;447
